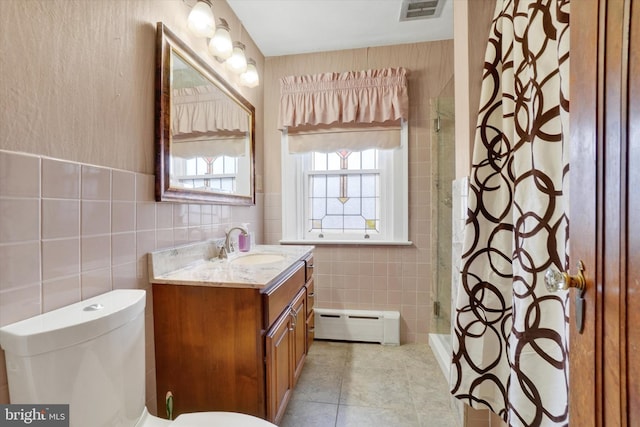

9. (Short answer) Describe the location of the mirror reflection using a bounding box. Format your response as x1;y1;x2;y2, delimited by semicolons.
156;22;255;205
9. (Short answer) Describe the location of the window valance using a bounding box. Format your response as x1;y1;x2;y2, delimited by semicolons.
278;67;409;130
286;123;401;154
171;135;247;159
172;85;249;137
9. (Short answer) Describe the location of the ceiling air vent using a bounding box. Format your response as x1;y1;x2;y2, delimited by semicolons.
399;0;445;21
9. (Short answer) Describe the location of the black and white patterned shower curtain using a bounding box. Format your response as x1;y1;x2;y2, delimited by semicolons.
451;1;570;426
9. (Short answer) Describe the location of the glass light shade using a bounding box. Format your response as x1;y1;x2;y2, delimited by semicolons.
240;59;259;88
209;20;233;60
225;42;248;74
187;0;215;38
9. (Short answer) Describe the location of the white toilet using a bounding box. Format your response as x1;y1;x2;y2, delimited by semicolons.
0;289;277;427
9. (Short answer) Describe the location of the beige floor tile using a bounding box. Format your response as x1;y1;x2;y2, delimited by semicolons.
280;400;338;427
340;365;415;411
416;407;459;427
336;405;420;427
279;340;458;427
292;361;343;404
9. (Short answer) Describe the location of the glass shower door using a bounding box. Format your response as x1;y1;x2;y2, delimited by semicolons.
432;95;455;336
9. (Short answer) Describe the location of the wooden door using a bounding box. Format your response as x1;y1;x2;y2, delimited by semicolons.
570;0;639;425
265;309;293;424
291;288;307;385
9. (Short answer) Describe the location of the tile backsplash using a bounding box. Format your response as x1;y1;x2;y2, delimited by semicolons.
0;149;261;408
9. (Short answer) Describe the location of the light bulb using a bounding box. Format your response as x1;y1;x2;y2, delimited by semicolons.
240;59;259;88
187;0;215;38
225;42;247;74
209;19;233;60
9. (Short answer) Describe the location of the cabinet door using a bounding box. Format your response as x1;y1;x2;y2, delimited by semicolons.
305;277;315;350
291;288;307;385
265;309;293;424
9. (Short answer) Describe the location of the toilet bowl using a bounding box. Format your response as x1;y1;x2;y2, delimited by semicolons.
137;407;277;426
0;290;277;427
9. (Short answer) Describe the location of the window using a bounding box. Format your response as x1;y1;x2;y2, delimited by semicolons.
171;155;238;193
281;122;409;245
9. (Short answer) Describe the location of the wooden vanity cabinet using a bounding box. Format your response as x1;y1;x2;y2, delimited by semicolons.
265;287;306;422
305;256;315;348
152;254;313;425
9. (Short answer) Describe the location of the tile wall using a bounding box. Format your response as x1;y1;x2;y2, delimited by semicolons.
0;149;261;411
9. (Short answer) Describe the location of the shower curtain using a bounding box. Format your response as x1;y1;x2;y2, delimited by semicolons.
451;1;570;426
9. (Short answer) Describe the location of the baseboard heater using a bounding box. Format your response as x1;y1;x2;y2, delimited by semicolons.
314;308;400;345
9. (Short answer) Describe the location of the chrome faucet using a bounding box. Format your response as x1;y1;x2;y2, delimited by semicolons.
219;226;248;259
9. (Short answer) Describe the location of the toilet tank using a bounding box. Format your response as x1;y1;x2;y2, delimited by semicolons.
0;290;147;427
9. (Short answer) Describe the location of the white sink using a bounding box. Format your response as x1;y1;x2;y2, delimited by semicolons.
230;253;286;265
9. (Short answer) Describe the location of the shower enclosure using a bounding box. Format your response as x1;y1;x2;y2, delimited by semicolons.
429;79;455;378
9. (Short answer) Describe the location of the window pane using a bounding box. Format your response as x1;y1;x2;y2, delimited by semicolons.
362;197;378;219
343;197;360;215
362;174;378;197
347;152;361;170
323;215;343;229
313;152;327;170
303;148;384;238
326;198;344;215
310;175;327;197
186;159;197;175
311;197;326;218
224;156;237;174
196;158;207;174
220;178;233;192
344;215;364;229
347;175;361;197
361;149;377;169
326;175;340;197
327;152;341;170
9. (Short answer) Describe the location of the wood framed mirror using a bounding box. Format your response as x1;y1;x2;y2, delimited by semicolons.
155;22;255;205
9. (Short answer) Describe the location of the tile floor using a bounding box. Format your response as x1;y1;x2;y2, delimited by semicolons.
279;340;458;427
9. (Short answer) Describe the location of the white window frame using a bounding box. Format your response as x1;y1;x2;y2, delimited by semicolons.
280;121;411;245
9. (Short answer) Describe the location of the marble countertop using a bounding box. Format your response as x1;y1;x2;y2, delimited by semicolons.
149;243;314;290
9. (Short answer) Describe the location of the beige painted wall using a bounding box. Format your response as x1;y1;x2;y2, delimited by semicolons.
454;0;496;178
0;0;264;413
262;41;454;343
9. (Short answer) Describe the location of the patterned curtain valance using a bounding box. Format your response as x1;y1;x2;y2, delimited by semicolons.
278;67;409;130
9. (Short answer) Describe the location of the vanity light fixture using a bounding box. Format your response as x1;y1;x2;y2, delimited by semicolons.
225;41;248;74
209;18;233;60
184;1;259;86
187;0;215;38
240;58;259;88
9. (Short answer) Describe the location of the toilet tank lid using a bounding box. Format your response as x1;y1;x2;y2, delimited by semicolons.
0;290;146;357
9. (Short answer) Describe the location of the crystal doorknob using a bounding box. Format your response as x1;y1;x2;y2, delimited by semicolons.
544;261;586;292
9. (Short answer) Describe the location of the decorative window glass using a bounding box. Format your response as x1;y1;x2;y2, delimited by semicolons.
171;156;237;192
281;122;409;244
307;150;381;237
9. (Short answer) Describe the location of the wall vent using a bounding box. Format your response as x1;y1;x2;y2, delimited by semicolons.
399;0;445;21
314;308;400;345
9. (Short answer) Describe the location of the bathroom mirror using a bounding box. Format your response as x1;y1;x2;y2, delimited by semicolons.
155;22;255;205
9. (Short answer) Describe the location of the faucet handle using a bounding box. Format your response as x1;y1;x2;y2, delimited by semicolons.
217;243;228;259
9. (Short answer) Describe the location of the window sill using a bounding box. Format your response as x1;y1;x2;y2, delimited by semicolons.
279;239;413;246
